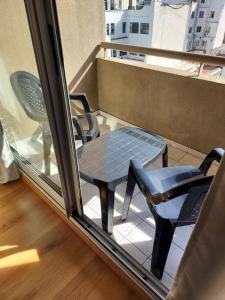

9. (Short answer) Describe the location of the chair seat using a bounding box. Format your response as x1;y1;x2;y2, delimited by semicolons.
146;166;202;220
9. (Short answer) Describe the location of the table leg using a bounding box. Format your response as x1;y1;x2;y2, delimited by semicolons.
99;184;115;234
162;145;168;168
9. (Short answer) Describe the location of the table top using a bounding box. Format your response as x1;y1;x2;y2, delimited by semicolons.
77;127;166;185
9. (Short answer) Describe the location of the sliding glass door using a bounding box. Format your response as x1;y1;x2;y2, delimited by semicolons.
0;0;170;298
0;1;64;206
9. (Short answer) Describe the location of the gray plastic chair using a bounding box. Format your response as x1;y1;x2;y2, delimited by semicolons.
122;148;224;279
10;71;100;175
10;71;52;176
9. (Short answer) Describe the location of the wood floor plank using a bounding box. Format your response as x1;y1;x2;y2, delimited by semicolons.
0;180;146;300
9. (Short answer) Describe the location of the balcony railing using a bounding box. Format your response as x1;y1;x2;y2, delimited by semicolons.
101;41;225;76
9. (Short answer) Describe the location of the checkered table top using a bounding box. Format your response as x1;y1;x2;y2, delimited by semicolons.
78;127;166;184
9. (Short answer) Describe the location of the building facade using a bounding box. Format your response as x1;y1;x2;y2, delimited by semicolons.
105;0;225;60
187;0;225;55
105;0;192;62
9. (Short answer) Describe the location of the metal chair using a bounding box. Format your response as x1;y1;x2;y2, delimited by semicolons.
121;148;224;279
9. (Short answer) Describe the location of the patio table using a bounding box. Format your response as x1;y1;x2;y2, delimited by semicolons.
77;127;167;234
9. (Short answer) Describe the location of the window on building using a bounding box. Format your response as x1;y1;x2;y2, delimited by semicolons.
195;40;200;47
145;0;151;5
191;11;195;18
223;33;225;44
130;52;138;56
201;0;205;3
196;26;202;33
139;54;145;57
111;23;115;35
112;50;117;57
106;23;110;35
187;40;192;49
189;27;193;34
205;25;210;35
122;22;126;33
104;0;108;10
140;23;149;34
119;51;127;56
110;0;115;10
209;11;215;18
130;22;139;34
202;40;207;46
199;11;204;18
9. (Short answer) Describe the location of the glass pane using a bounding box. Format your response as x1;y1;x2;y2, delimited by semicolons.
0;1;61;193
56;0;220;295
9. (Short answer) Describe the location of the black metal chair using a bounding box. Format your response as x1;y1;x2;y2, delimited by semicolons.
10;71;100;175
121;148;224;279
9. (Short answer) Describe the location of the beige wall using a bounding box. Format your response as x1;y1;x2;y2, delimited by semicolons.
0;0;40;143
0;0;105;142
57;0;105;110
97;58;225;154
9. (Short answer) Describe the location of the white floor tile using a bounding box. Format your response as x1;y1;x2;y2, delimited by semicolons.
114;211;143;237
164;242;184;278
126;221;155;257
129;192;152;221
119;238;148;264
143;259;174;289
173;226;193;250
111;229;124;243
83;205;102;228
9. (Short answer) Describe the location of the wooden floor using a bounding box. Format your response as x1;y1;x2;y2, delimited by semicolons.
0;180;147;300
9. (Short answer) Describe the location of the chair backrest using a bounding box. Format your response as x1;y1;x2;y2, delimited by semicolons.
10;71;47;122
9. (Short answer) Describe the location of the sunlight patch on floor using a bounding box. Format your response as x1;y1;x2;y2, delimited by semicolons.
0;245;18;252
0;249;39;268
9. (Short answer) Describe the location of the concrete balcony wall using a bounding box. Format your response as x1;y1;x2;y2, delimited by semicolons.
97;57;225;153
57;0;105;110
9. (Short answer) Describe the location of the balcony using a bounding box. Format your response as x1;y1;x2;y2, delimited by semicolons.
68;42;225;289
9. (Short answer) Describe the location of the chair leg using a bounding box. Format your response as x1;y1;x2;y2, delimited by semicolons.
151;217;175;279
162;145;168;167
99;184;115;234
121;168;136;221
42;132;52;176
30;125;42;142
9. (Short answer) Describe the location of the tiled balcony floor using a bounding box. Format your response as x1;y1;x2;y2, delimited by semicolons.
79;112;218;290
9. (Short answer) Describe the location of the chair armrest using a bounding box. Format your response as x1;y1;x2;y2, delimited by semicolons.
156;175;213;204
70;94;91;113
199;148;224;175
129;159;163;203
72;116;87;144
129;159;213;205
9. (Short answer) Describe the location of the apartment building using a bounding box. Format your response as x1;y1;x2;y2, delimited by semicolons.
186;0;225;54
105;0;192;62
